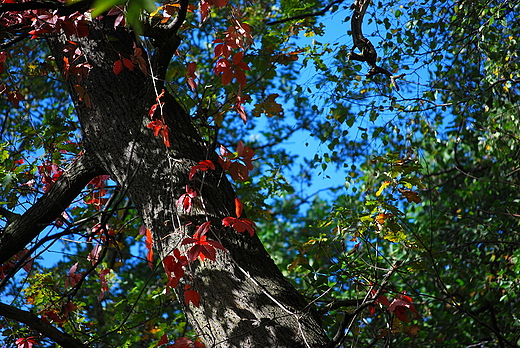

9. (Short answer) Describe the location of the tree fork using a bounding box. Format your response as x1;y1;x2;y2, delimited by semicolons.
0;152;105;265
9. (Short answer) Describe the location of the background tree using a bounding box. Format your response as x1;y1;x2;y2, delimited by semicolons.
1;0;519;347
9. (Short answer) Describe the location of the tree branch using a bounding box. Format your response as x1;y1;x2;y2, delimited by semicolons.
349;0;403;90
0;0;61;12
0;301;89;348
267;0;346;25
0;0;94;15
0;206;20;223
147;0;189;89
324;263;400;348
0;152;105;265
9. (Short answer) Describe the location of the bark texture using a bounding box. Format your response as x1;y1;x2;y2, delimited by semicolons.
42;18;329;347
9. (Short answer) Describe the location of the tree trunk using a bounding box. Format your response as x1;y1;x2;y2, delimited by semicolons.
45;18;329;348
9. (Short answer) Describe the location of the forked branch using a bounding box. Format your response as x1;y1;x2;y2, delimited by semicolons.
0;152;105;265
349;0;403;90
0;302;89;348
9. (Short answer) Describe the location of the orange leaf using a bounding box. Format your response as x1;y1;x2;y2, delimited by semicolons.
145;228;154;269
234;197;243;217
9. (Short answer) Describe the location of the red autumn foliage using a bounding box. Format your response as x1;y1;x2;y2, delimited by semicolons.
388;293;418;321
214;52;250;87
186;62;197;90
183;284;201;307
98;268;111;301
181;221;226;262
222;197;256;236
368;289;390;316
37;161;63;193
0;248;33;281
147;119;171;148
218;140;255;181
176;185;198;213
199;0;228;23
163;249;188;293
188;160;215;180
16;336;37;348
64;262;82;288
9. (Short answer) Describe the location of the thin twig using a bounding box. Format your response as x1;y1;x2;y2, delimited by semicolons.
267;0;346;25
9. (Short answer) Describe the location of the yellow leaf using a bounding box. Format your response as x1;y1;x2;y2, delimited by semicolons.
376;213;393;225
376;181;391;196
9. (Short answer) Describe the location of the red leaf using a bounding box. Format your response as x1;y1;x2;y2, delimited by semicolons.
236;140;255;169
218;141;255;180
399;293;415;305
234;68;246;87
221;69;233;86
371;289;390;306
148;103;159;118
186;62;197;90
42;310;65;324
89;175;110;188
188;160;215;180
181;222;226;261
37;161;63;192
184;285;200;307
393;305;408;321
113;59;123;75
232;51;243;65
147;119;164;137
87;244;102;264
172;336;194;348
227;162;249;181
214;0;227;7
222;216;256;236
12;248;33;273
16;337;37;348
157;333;169;346
122;58;134;70
177;186;198;213
161;124;171;147
163;249;188;281
388;297;417;321
233;94;249;123
65;262;82;288
199;0;211;22
61;301;76;318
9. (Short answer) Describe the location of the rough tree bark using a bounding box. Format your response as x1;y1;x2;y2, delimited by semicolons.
1;11;329;348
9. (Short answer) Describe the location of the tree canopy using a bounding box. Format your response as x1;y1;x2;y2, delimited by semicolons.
1;0;519;347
